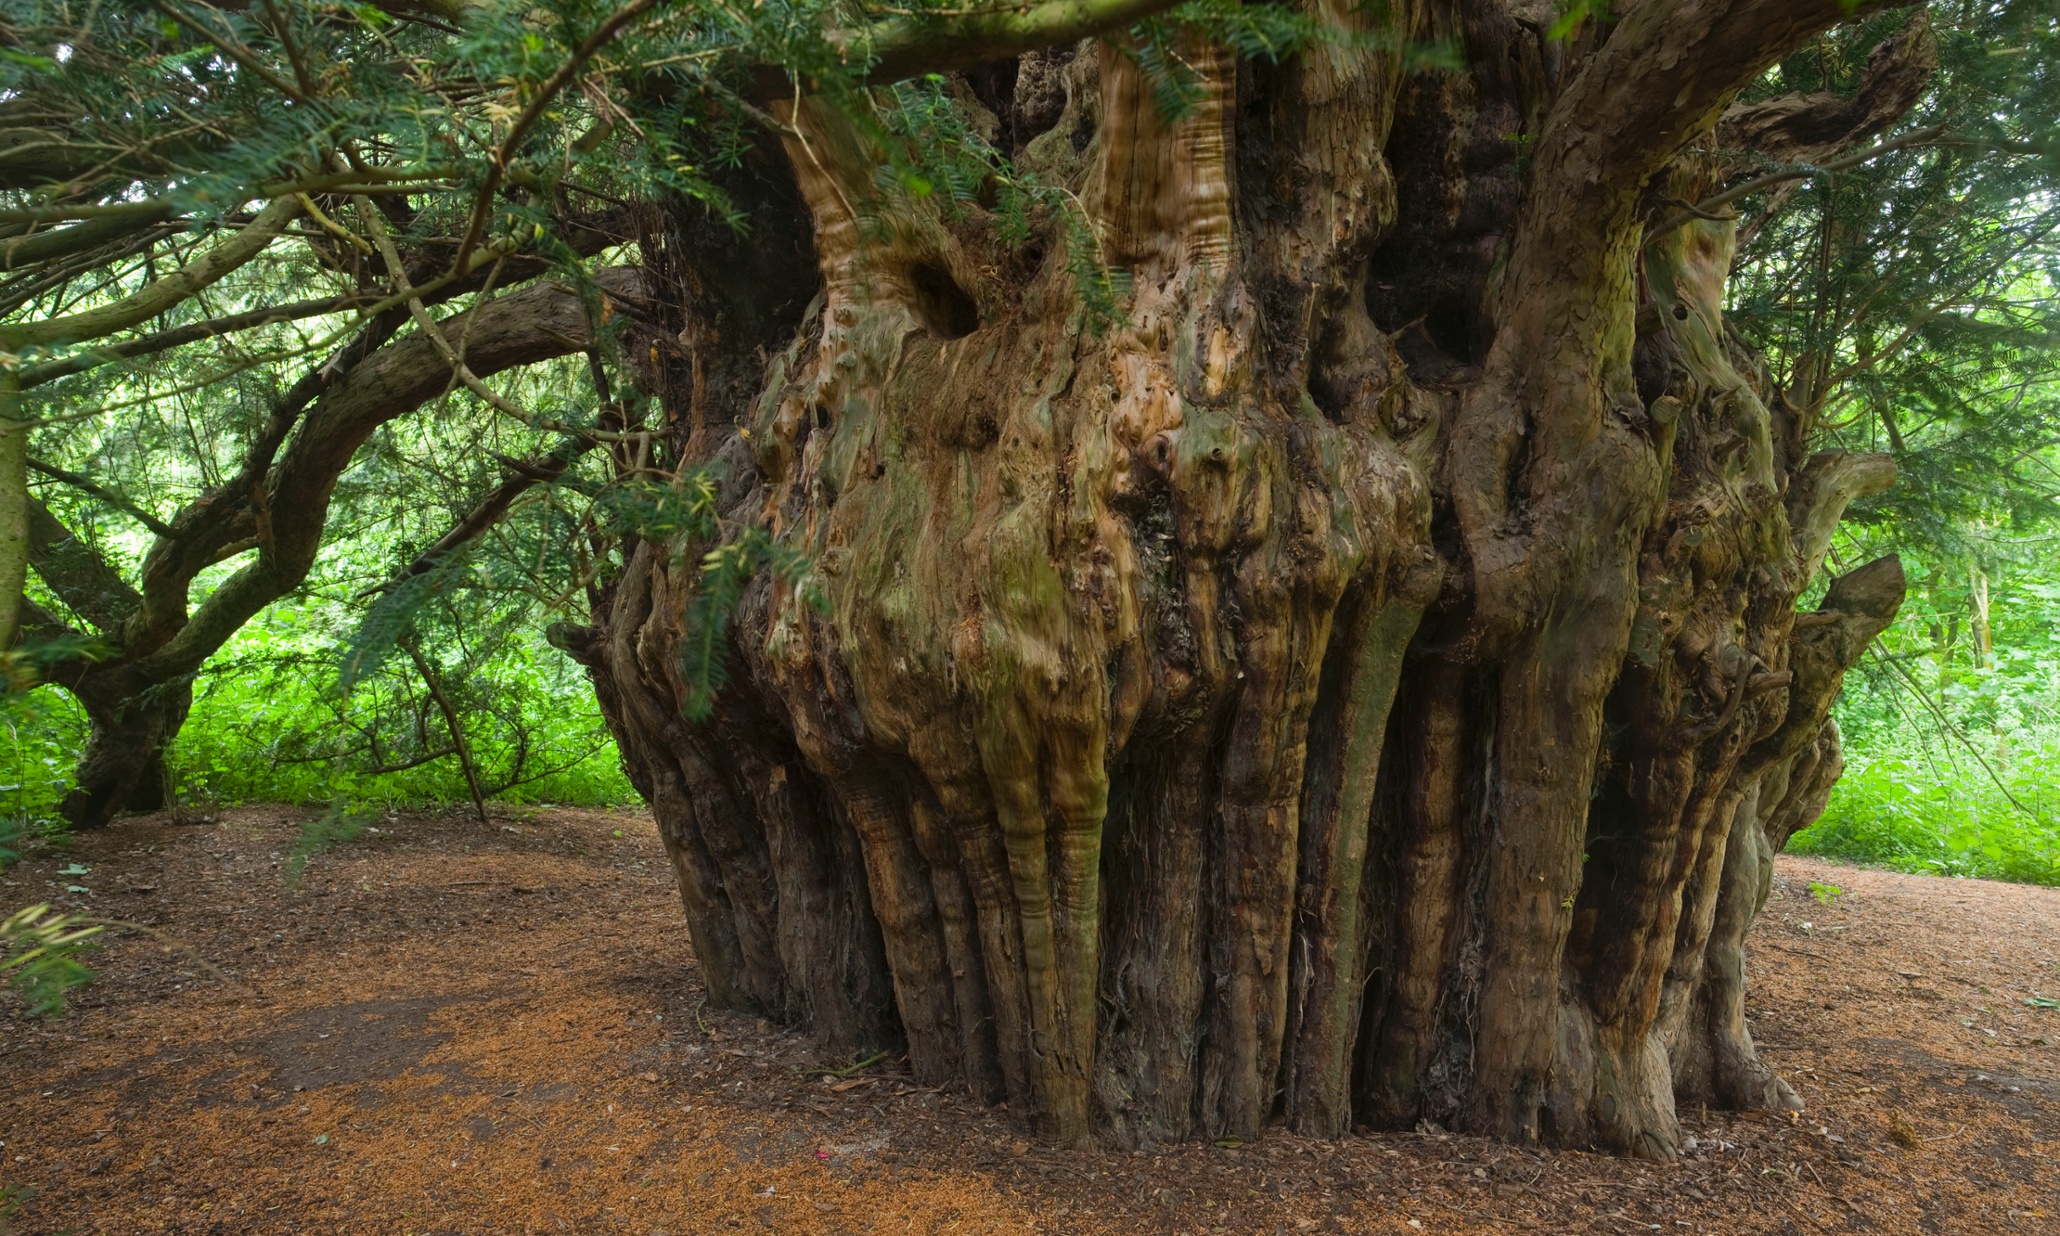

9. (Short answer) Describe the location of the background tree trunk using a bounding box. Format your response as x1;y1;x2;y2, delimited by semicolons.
57;675;191;826
568;1;1922;1159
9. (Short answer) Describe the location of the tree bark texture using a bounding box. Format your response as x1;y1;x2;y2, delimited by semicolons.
572;1;1919;1157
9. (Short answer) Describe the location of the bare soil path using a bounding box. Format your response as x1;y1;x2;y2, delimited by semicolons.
1;807;2055;1234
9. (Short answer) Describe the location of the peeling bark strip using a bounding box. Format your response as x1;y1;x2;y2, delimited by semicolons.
572;0;1920;1159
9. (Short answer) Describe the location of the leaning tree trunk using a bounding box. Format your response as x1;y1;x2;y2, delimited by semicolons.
568;0;1916;1158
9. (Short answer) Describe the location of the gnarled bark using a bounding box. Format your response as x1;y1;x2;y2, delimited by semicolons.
568;0;1920;1161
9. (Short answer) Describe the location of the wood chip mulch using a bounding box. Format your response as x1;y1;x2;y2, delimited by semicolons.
1;805;2054;1234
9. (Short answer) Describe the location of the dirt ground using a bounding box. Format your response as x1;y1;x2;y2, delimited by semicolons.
1;806;2054;1235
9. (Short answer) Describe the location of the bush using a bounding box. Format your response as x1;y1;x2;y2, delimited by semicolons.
1794;741;2060;887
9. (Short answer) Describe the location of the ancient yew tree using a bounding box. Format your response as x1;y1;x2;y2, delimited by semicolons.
15;0;2023;1160
566;0;1929;1158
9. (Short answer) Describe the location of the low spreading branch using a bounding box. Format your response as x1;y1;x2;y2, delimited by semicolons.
18;295;376;389
0;196;301;351
1655;125;2054;238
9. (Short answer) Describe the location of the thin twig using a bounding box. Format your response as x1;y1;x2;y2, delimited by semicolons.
19;294;375;389
26;458;176;537
1654;126;1950;237
1869;644;2050;828
149;0;313;106
795;1050;890;1079
355;196;540;424
451;0;659;270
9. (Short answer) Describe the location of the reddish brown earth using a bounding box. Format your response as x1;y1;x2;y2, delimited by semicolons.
1;806;2055;1235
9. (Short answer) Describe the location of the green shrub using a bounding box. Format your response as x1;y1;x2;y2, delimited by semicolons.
1794;744;2060;887
0;603;635;827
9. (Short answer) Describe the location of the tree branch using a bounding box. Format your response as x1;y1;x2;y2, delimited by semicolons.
149;0;313;107
27;459;177;537
402;637;489;823
1718;10;1936;166
732;0;1189;98
129;267;644;681
372;431;607;596
1;216;178;272
0;169;443;228
836;0;1190;86
25;499;142;637
117;210;635;659
18;296;375;390
1;196;300;350
1785;450;1896;585
14;598;102;686
451;0;659;271
1654;124;1949;237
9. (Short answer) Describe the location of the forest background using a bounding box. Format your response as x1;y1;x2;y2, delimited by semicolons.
0;0;2057;896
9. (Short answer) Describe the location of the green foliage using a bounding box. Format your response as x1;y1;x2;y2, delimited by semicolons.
1803;516;2060;887
1731;2;2060;559
3;360;640;821
859;76;1132;326
1;903;103;1016
1794;746;2060;886
0;692;84;840
1708;2;2060;889
1125;0;1454;119
179;604;634;812
1805;486;2060;890
1162;0;1321;63
338;549;477;692
284;801;375;884
587;471;724;544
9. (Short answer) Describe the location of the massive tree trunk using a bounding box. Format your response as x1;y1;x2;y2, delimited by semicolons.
568;0;1917;1157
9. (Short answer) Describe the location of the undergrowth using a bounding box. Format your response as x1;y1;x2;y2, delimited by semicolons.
0;605;635;834
1794;743;2060;887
